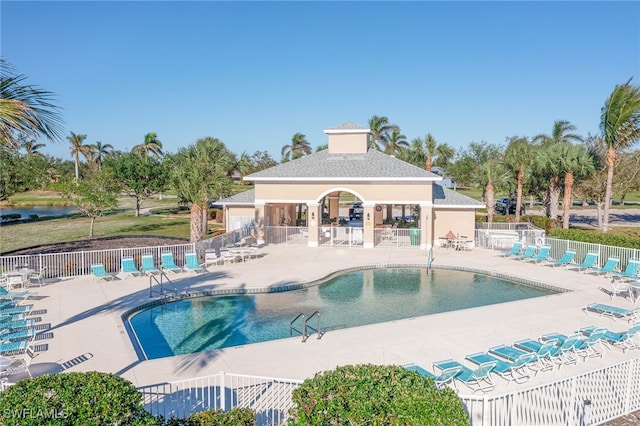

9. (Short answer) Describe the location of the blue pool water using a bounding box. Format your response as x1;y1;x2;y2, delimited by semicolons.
128;268;557;359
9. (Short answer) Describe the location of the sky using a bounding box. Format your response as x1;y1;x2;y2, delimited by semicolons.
2;1;639;162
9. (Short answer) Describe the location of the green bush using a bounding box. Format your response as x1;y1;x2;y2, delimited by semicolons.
0;371;157;426
548;228;640;249
287;364;469;426
163;408;255;426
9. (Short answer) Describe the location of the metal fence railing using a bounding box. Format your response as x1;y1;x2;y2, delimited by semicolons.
138;372;303;425
475;222;640;272
137;356;640;425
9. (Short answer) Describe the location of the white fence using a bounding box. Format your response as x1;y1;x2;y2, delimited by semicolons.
138;372;303;425
137;356;640;425
475;222;640;272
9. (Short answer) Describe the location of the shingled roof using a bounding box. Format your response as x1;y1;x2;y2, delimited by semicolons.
245;149;441;181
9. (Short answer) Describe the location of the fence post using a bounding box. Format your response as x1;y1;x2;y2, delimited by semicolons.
220;371;226;412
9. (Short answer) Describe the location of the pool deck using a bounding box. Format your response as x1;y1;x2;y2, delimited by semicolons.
23;245;640;395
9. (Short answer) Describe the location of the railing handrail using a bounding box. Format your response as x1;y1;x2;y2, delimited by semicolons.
302;310;321;342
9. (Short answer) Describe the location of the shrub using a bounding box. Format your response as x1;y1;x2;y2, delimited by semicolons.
0;371;156;426
287;364;469;426
548;228;640;249
162;408;255;426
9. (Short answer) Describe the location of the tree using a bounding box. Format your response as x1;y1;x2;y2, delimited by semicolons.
169;137;234;243
477;157;510;223
503;137;534;222
533;120;584;219
281;132;311;161
381;130;408;154
132;132;163;159
60;170;119;237
0;58;64;149
67;131;88;180
104;153;167;217
600;78;640;232
536;142;595;228
368;115;400;151
21;138;45;156
87;140;114;171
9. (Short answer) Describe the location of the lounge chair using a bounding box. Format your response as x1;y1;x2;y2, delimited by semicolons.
0;340;28;355
584;256;620;276
572;327;607;360
0;286;33;301
0;319;35;332
610;259;640;282
0;327;36;342
565;251;599;272
512;338;558;371
161;252;183;273
120;256;141;278
543;250;576;267
403;363;462;390
488;344;543;373
0;305;33;317
184;251;206;274
465;351;535;385
522;245;551;263
583;303;640;323
141;254;161;276
581;323;640;353
432;359;497;393
91;263;115;282
538;333;583;366
500;241;524;257
511;245;536;261
4;346;35;378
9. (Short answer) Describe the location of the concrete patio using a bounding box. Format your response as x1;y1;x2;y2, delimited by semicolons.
21;245;640;395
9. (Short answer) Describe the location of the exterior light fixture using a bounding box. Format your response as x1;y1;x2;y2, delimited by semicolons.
367;213;371;221
311;212;315;220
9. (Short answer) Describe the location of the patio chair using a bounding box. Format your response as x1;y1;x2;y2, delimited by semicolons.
609;280;631;301
465;351;535;385
500;241;524;257
5;275;25;291
581;323;640;353
91;263;115;282
538;333;583;366
572;327;607;361
543;250;576;267
512;338;558;371
184;251;207;274
161;252;183;273
432;359;497;393
583;303;640;323
584;256;620;276
4;346;34;379
120;257;142;278
511;245;536;261
27;267;47;287
0;286;33;301
522;245;551;263
565;252;599;272
141;254;161;276
0;340;28;356
610;259;640;282
403;363;462;390
220;248;239;264
204;250;223;267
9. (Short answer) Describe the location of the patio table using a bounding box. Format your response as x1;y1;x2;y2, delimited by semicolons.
1;269;34;289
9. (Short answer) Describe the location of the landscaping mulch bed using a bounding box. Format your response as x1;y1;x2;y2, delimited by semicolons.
3;236;189;256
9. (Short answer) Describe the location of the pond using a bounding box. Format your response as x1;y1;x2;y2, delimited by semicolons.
0;206;77;220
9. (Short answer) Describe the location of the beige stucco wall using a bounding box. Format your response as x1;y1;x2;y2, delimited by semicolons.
327;133;370;154
433;209;477;242
254;182;433;205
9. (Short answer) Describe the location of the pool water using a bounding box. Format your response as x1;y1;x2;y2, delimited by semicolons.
128;268;557;359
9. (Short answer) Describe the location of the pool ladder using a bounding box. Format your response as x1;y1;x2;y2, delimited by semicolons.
290;311;323;342
149;272;179;297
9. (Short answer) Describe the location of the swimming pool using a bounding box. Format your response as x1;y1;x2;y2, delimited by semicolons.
128;267;558;359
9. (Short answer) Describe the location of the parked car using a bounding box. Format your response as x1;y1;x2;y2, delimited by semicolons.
495;197;525;215
349;202;363;220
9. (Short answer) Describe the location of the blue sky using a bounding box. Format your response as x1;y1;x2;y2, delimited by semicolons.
2;1;639;161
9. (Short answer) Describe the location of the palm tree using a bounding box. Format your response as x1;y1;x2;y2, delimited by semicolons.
368;115;400;151
281;133;311;161
170;137;234;243
67;132;88;179
382;130;408;154
133;132;163;159
88;141;114;171
537;143;596;228
503;137;534;222
407;134;454;172
21;139;45;156
0;59;64;149
600;78;640;232
533;120;584;219
477;158;510;224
